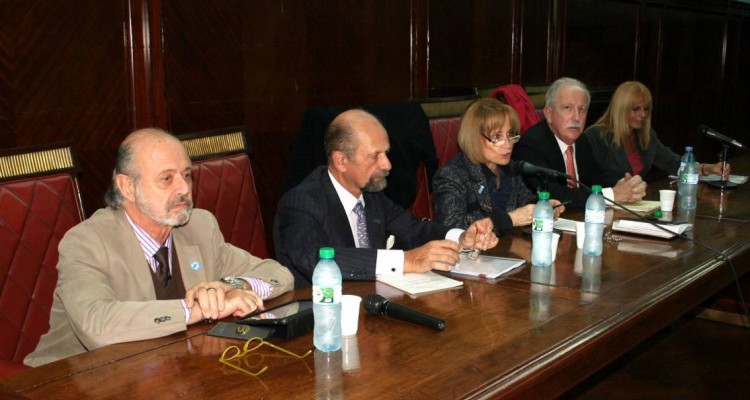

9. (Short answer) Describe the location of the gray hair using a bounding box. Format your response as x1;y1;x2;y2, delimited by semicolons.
104;128;173;209
545;77;591;108
104;141;140;209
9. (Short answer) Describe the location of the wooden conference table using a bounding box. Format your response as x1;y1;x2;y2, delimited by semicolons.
3;161;750;399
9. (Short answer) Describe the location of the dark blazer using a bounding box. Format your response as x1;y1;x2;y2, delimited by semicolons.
512;120;601;208
280;102;438;210
433;152;537;232
274;166;451;288
583;126;681;186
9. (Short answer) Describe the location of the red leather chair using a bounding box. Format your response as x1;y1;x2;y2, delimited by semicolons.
178;127;268;259
429;117;462;167
404;95;479;220
420;95;478;167
405;162;433;221
0;143;84;377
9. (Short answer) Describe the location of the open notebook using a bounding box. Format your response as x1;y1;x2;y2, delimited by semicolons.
376;271;463;296
450;254;526;279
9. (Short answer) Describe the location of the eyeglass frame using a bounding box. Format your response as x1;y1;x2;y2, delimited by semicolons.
480;130;521;146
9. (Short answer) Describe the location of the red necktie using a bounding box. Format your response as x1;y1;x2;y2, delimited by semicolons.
565;145;577;188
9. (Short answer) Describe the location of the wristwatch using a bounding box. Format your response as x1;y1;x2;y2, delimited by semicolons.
220;276;245;290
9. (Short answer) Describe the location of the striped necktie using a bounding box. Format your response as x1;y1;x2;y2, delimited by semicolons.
565;145;578;188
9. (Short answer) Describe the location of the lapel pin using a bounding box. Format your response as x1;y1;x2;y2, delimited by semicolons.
191;261;201;271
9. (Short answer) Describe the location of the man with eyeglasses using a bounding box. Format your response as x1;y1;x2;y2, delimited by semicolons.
513;77;647;208
433;98;566;233
274;109;499;288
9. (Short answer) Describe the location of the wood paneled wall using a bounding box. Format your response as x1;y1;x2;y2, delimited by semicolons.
2;0;749;255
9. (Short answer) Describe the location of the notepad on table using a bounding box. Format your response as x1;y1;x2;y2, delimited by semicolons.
376;271;463;296
612;217;692;239
449;254;526;280
554;217;577;232
700;174;748;185
612;200;661;213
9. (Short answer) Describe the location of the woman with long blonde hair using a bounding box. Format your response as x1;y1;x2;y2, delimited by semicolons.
584;81;728;186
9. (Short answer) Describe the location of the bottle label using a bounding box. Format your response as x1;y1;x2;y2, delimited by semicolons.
312;285;341;304
532;218;553;233
682;172;699;184
585;209;605;224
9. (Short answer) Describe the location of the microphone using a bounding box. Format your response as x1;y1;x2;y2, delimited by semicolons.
363;294;445;331
511;160;570;180
698;124;748;150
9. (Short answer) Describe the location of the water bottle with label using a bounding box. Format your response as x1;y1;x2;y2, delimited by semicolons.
676;146;693;178
531;192;553;267
583;185;605;256
678;151;699;210
312;247;342;352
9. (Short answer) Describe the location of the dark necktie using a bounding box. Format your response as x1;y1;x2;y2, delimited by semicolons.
153;246;171;287
353;202;371;248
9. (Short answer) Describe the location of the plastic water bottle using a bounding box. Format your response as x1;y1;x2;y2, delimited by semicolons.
583;185;605;256
531;192;553;267
678;151;699;210
676;146;693;177
312;247;342;352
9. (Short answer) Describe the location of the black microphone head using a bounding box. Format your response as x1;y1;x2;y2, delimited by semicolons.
509;160;523;176
363;294;388;315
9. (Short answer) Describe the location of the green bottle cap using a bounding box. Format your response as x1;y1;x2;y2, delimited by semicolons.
591;185;602;193
319;247;335;259
538;191;550;200
653;210;663;218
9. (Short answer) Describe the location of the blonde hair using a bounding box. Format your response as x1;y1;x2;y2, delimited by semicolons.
457;98;520;164
591;81;653;149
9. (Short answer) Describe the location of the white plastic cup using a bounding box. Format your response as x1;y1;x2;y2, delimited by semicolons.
341;295;362;337
659;189;676;212
575;221;586;249
551;232;561;261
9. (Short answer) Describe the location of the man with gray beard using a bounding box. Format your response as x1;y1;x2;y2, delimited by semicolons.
274;109;498;288
25;128;293;367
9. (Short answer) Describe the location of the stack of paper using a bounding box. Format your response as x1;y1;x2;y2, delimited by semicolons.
612;218;692;239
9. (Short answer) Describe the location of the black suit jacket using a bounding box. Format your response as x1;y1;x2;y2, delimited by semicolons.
274;166;451;288
280;101;438;209
512;120;601;208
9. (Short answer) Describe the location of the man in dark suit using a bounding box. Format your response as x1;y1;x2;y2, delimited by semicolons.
512;77;647;208
274;109;498;288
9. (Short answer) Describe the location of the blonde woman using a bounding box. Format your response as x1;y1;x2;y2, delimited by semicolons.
584;81;729;186
433;98;564;232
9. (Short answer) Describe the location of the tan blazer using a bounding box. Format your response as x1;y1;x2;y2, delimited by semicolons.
25;208;293;367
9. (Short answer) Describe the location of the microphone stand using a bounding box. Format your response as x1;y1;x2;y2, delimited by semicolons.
705;143;738;189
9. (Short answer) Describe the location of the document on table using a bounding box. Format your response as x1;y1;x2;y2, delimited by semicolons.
376;271;463;295
612;200;661;213
700;174;748;185
554;217;577;232
611;217;692;239
449;254;526;280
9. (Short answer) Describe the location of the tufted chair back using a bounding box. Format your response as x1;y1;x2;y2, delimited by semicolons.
0;143;84;376
177;127;268;259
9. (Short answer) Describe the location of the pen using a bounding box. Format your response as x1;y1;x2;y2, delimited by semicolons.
553;201;571;209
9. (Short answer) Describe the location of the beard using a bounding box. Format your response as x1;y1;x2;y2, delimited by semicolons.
135;185;193;227
363;169;389;193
